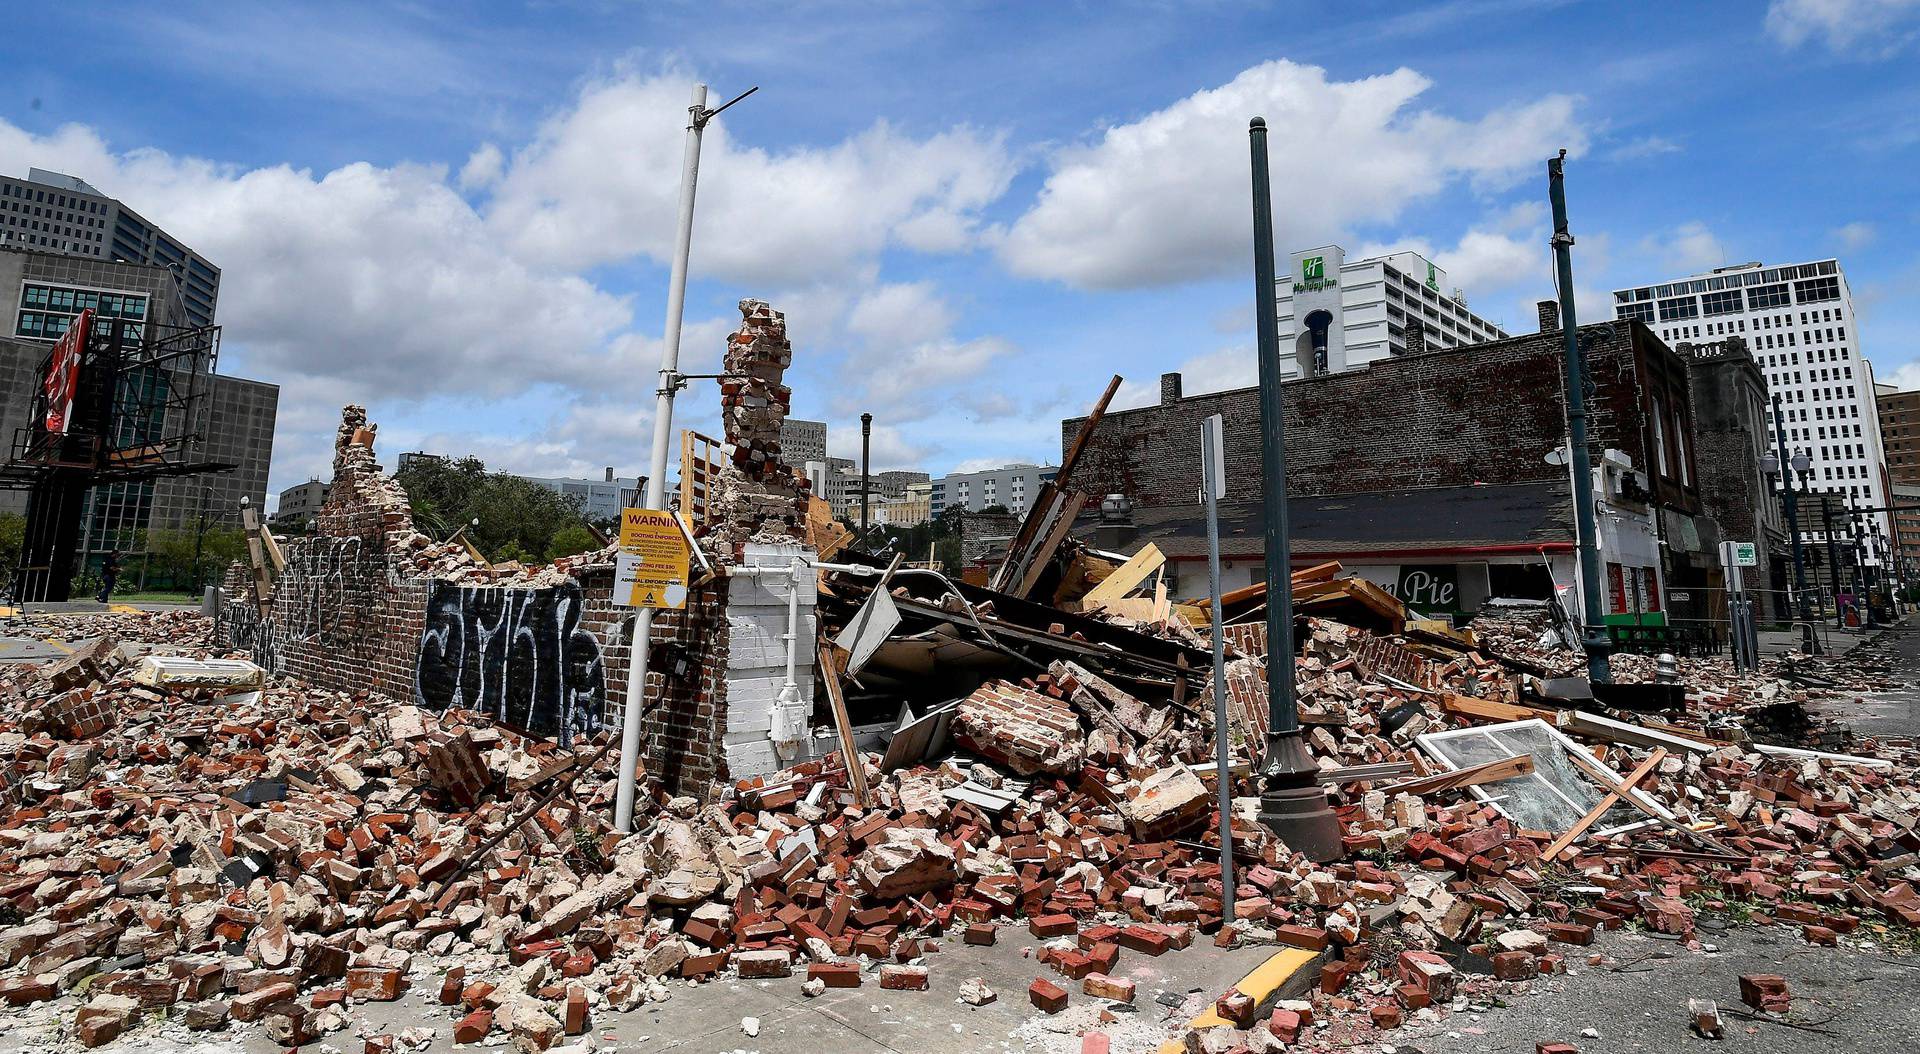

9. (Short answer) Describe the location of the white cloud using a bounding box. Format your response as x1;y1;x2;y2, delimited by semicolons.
995;60;1584;290
1834;220;1878;250
0;119;646;488
847;282;957;347
1639;221;1725;275
1607;135;1682;161
1880;359;1920;392
0;69;1022;492
458;143;505;191
484;73;1017;285
1765;0;1920;57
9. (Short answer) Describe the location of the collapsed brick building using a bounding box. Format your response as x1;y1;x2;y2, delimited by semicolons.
218;299;824;795
1064;305;1777;630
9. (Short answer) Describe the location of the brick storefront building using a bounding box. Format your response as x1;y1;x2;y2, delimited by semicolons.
1680;336;1788;621
1066;304;1768;629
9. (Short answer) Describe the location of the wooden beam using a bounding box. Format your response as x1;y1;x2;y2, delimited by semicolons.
1011;490;1088;599
1560;743;1737;855
1382;754;1535;796
1440;693;1565;726
239;503;271;612
1077;543;1166;611
1541;747;1667;861
1194;561;1344;609
817;642;871;808
256;524;286;574
1056;374;1122;485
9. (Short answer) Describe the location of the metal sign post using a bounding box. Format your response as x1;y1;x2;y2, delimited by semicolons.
1200;413;1233;918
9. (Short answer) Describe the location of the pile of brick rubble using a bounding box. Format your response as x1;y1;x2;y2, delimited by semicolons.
0;608;1914;1054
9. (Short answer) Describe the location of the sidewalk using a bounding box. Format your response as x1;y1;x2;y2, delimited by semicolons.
1757;612;1906;658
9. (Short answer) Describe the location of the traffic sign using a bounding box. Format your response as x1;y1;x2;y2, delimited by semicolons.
614;508;691;609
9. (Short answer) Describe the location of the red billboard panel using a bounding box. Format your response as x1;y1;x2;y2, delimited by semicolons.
43;308;92;435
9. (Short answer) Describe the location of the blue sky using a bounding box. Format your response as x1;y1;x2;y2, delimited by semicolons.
3;0;1918;505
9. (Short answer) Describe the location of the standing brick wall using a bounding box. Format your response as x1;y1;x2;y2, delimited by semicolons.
1065;321;1686;511
213;405;740;799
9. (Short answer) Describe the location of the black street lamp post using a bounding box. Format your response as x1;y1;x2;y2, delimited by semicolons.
1247;117;1343;863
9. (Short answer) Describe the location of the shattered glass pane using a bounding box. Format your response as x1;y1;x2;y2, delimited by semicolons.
1418;720;1642;835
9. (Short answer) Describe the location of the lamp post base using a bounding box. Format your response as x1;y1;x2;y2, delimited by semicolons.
1256;729;1345;863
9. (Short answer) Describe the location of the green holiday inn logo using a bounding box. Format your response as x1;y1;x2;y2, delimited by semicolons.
1293;255;1336;293
1425;261;1440;290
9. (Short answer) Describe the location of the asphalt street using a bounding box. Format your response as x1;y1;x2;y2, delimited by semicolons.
1398;926;1920;1054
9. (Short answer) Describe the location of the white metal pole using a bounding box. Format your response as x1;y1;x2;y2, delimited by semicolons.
1201;415;1233;919
615;82;708;833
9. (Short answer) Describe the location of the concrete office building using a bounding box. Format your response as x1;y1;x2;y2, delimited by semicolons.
1612;259;1891;545
930;463;1058;516
1276;245;1510;378
2;169;221;327
0;245;275;562
274;480;330;527
522;470;642;522
779;418;827;467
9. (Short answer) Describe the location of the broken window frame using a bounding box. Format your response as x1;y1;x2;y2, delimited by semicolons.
1415;718;1657;838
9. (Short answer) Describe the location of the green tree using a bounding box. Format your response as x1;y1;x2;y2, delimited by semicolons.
394;456;593;564
0;512;23;578
145;526;249;590
545;525;601;561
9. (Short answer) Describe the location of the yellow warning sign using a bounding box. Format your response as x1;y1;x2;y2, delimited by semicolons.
615;508;691;609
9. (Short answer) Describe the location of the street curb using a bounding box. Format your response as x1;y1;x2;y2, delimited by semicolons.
1155;945;1325;1052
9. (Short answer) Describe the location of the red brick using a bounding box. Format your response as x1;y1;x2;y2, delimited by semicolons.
808;962;862;988
1083;974;1134;1003
454;1010;493;1044
879;964;928;991
1030;978;1070;1013
1274;924;1329;951
1030;913;1079;939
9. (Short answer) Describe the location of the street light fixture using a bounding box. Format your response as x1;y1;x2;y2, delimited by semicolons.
1763;400;1816;644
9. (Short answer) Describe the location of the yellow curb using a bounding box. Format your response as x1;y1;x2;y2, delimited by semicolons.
0;606;16;617
1157;946;1320;1053
107;605;142;614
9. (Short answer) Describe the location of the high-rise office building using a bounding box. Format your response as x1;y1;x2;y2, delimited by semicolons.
1;168;221;327
1612;259;1890;541
1276;245;1510;377
0;245;275;567
780;418;827;466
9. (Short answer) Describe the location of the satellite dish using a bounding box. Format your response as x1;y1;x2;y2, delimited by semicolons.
1544;446;1569;467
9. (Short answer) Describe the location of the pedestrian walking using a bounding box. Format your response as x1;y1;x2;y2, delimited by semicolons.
96;551;121;604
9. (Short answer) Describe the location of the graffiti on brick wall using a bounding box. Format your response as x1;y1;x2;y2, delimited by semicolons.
414;581;607;742
226;601;278;671
279;537;383;649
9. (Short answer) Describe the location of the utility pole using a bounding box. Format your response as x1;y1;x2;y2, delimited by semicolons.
1546;151;1612;685
1770;397;1812;624
860;412;873;531
615;82;757;833
190;485;210;594
1247;117;1342;862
